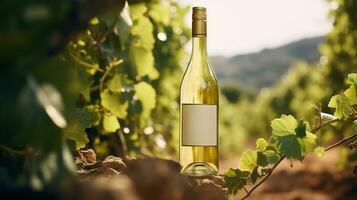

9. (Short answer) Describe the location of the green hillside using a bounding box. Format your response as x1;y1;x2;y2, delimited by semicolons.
211;36;324;91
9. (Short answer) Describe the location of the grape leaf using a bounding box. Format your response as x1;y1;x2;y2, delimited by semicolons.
148;3;170;26
239;150;257;171
277;134;302;159
101;90;128;119
257;151;268;167
64;109;95;149
346;73;357;86
297;132;317;155
271;114;298;136
345;85;357;105
250;167;259;184
225;168;250;194
328;95;353;119
78;68;94;102
265;150;280;164
295;120;306;138
314;146;325;157
103;114;120;133
256;138;267;152
107;74;126;92
131;16;154;50
344;73;357;105
83;105;101;126
134;82;156;126
129;3;147;20
130;46;159;79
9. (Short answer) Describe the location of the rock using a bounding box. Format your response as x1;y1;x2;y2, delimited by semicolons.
210;175;227;188
184;176;228;200
77;149;97;164
102;156;127;173
124;157;186;200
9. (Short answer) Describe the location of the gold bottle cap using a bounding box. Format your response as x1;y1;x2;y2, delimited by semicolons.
192;7;207;36
192;7;207;20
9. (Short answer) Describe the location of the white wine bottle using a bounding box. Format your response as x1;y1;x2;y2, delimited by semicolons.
179;7;219;176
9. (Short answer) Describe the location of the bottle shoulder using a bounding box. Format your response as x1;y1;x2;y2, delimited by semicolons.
180;60;219;104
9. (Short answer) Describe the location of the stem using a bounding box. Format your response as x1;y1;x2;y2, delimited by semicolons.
311;118;340;133
69;52;103;72
99;64;115;94
242;186;249;194
325;133;357;151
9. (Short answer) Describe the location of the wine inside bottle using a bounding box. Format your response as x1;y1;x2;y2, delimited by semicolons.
179;7;219;176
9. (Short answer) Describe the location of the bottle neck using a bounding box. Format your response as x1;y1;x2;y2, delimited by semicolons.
191;36;208;58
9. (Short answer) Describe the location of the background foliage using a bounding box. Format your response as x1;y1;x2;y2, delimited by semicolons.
67;0;189;159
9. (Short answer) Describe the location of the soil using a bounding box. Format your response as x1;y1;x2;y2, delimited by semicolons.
70;148;357;200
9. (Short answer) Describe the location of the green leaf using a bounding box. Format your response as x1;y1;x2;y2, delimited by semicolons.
328;95;353;119
256;138;267;152
131;17;154;50
130;46;159;79
239;150;257;171
224;168;250;194
103;114;120;133
107;74;126;92
250;167;259;184
265;150;280;164
101;90;128;119
297;132;317;155
344;73;357;105
295;120;306;138
271;114;298;136
134;82;156;125
345;85;357;105
129;3;147;20
225;168;236;177
277;134;302;159
346;73;357;86
257;151;268;167
148;4;170;26
314;146;325;157
78;68;94;102
64;109;95;149
83;105;101;126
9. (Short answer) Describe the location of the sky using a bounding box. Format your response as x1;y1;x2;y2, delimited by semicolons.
180;0;332;56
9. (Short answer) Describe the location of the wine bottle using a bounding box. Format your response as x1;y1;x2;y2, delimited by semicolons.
179;7;219;176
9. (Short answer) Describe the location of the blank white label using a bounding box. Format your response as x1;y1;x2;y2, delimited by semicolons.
182;104;217;146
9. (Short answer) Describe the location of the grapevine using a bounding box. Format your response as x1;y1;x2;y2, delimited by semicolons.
225;73;357;199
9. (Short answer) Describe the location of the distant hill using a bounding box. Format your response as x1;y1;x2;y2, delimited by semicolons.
211;36;324;91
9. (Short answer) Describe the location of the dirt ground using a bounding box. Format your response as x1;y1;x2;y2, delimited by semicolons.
71;148;357;200
5;148;355;200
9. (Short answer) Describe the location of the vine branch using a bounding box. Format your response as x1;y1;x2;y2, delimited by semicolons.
99;59;123;94
325;132;357;151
